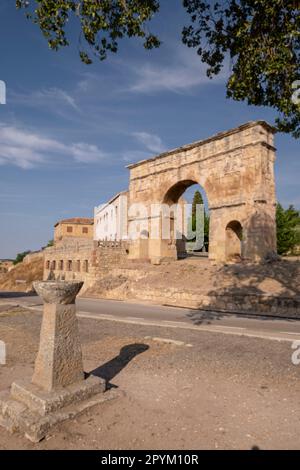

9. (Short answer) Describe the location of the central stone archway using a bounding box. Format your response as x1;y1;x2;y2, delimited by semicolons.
127;121;277;264
161;180;208;259
163;179;199;204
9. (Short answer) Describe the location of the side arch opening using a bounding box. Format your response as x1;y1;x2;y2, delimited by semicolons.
225;220;243;262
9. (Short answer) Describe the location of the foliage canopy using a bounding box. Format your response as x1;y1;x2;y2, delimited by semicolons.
16;1;300;137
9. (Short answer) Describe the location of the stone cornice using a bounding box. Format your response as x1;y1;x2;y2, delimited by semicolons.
129;139;276;183
127;121;276;171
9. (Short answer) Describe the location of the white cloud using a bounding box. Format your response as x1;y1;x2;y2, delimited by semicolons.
132;132;166;154
11;87;80;112
77;72;100;93
38;88;79;111
128;47;228;94
121;150;152;163
121;131;166;164
130;63;202;93
0;123;105;169
70;142;106;163
73;45;229;98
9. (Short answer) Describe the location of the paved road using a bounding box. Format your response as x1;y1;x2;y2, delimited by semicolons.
1;292;300;343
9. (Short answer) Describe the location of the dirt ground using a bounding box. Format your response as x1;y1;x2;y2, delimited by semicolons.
0;307;300;450
85;256;300;301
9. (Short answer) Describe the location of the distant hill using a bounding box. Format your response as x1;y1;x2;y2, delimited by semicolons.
0;253;43;292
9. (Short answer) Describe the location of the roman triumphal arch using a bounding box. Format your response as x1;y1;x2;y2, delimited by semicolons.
127;121;277;264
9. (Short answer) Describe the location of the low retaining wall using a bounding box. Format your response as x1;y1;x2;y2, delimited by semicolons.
128;287;300;318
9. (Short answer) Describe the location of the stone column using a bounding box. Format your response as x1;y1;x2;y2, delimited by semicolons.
0;280;110;443
32;281;85;391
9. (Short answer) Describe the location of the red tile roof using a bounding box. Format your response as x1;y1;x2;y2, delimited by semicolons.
54;217;94;227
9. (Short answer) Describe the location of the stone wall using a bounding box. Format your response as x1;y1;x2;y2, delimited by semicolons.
43;239;130;291
127;287;300;318
44;239;94;286
90;240;130;277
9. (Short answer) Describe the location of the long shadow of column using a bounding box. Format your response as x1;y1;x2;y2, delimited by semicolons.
88;343;149;389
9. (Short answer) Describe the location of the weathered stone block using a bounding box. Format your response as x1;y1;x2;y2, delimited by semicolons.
11;375;105;416
0;280;119;442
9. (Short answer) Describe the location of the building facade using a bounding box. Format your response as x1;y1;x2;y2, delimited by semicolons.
94;191;128;241
54;218;94;242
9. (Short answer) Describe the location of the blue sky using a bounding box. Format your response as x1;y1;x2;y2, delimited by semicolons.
0;1;299;259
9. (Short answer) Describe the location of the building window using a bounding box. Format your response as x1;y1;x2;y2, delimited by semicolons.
84;260;89;273
59;260;64;271
82;227;88;234
77;260;81;272
46;260;50;270
68;260;72;271
67;226;73;233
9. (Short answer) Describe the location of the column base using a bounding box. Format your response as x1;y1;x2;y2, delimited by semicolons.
0;376;119;442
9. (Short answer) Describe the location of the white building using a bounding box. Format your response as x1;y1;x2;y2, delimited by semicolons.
94;191;128;241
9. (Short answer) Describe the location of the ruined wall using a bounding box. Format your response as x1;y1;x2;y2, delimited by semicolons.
43;239;130;291
44;239;93;284
127;121;277;263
